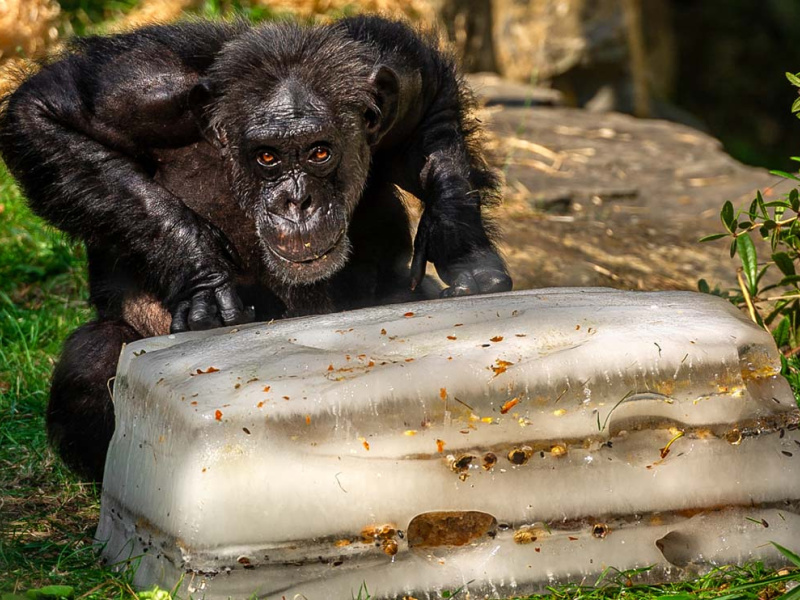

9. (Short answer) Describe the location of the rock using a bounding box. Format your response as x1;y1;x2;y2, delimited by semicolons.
467;72;564;107
476;97;778;293
446;0;675;116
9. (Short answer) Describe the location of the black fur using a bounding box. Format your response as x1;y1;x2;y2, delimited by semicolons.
0;16;511;481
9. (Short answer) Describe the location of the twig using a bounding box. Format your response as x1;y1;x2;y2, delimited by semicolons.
735;214;799;237
761;293;800;302
591;263;621;281
783;345;800;359
737;270;766;333
504;136;560;160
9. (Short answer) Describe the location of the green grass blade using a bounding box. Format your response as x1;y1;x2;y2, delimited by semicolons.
772;542;800;568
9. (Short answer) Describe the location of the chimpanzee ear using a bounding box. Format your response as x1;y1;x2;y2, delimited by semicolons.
365;65;400;147
189;79;226;148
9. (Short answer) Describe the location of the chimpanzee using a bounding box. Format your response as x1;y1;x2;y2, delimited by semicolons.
0;16;511;481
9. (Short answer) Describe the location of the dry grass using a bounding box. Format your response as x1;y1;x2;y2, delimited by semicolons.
264;0;435;21
108;0;200;30
0;0;440;99
0;0;60;96
0;0;60;60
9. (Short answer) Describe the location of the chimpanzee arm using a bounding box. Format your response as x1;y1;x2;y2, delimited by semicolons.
339;16;512;296
407;87;511;297
0;22;253;330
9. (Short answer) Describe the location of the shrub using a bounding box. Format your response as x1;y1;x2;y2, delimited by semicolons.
700;71;800;394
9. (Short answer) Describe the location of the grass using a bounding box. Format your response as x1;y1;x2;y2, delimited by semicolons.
0;164;145;596
1;166;800;598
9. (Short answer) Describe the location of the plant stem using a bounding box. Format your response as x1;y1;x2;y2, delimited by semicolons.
737;269;761;326
761;293;800;302
735;214;799;237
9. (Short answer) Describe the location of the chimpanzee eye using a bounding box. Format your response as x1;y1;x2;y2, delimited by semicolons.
256;150;280;167
308;146;331;164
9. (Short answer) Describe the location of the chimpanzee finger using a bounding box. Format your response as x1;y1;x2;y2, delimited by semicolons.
409;228;429;291
440;270;478;298
473;268;513;293
242;304;256;323
188;289;222;331
170;300;191;333
214;282;248;325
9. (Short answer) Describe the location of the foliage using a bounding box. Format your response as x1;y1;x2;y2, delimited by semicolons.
699;72;800;396
192;0;279;22
57;0;280;37
58;0;139;36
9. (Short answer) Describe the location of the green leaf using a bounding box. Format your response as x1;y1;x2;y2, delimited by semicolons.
791;188;800;212
775;584;800;600
774;316;791;347
757;190;768;218
772;542;800;567
721;200;735;232
793;97;800;114
697;279;710;293
137;588;173;600
770;169;800;182
765;200;792;209
736;234;758;295
787;72;800;86
761;282;780;293
766;301;791;325
730;238;737;258
773;252;796;276
779;275;800;286
699;233;728;242
25;587;74;600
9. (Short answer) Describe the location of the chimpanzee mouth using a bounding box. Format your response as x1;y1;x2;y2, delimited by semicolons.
267;228;346;265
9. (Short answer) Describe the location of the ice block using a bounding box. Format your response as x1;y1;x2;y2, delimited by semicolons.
96;289;800;599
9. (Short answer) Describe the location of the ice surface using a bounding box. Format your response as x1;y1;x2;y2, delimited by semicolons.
96;289;800;599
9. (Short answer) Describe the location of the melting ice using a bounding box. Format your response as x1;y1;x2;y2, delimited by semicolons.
96;289;800;599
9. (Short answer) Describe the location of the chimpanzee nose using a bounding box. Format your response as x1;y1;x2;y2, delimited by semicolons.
283;195;315;221
271;194;316;222
268;176;322;223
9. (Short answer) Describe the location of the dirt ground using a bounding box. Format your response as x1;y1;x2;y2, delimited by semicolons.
471;75;786;294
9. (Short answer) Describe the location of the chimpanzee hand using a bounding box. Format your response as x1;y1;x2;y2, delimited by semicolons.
435;248;512;297
410;210;512;297
164;214;255;333
169;282;256;333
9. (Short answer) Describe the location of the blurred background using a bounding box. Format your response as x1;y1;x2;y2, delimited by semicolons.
1;0;799;170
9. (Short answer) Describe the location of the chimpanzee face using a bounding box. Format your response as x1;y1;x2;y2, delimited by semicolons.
230;80;371;285
194;25;398;285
